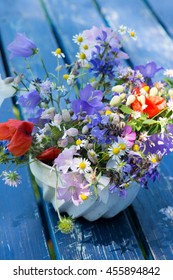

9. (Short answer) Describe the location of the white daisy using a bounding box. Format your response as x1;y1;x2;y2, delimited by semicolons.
72;33;84;45
118;25;127;35
127;28;137;40
147;154;160;165
108;143;122;160
76;52;87;66
72;158;92;174
163;69;173;78
51;48;65;58
87;149;98;164
75;139;86;150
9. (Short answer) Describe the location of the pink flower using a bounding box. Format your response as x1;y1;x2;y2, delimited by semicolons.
57;172;90;206
122;126;136;147
54;146;77;173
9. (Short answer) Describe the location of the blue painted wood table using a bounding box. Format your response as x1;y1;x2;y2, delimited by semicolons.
0;0;173;260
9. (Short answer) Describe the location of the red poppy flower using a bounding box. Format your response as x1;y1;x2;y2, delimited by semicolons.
0;119;34;156
37;147;61;164
131;96;166;118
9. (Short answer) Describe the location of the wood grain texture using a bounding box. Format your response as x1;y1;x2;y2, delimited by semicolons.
41;199;144;260
145;0;173;38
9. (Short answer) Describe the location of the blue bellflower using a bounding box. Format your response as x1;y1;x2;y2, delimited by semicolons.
7;33;37;59
72;84;104;117
18;90;41;109
134;61;163;79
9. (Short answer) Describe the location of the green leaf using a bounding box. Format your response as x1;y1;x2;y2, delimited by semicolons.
164;77;173;87
119;105;133;114
148;124;161;135
165;110;173;118
143;119;157;125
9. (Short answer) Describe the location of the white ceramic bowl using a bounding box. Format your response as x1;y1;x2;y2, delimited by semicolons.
29;158;140;221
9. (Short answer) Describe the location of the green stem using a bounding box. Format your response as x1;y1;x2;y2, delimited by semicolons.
38;54;49;78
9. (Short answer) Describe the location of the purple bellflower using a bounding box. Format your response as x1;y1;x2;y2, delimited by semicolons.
7;33;37;59
134;61;163;79
72;84;104;117
18;90;41;109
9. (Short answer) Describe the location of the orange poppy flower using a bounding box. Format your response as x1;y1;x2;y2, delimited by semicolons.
0;119;34;156
131;96;166;118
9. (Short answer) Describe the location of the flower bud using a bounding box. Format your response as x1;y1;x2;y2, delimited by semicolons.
126;95;136;106
110;95;121;107
112;85;124;93
82;125;89;134
58;138;68;147
137;95;145;105
150;87;158;96
66;127;78;137
62;109;71;122
4;77;14;84
120;93;126;100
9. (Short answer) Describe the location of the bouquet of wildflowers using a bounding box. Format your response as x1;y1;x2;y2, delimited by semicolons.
1;25;173;232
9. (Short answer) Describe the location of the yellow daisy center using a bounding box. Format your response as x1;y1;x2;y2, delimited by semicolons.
119;143;126;150
112;147;120;155
79;53;86;60
77;36;83;43
76;139;82;146
132;144;140;152
83;44;88;50
130;31;136;37
63;74;69;80
55;48;62;55
79;162;86;170
105;109;112;115
150;157;158;163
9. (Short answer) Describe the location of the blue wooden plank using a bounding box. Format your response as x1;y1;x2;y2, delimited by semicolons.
0;3;51;260
96;0;173;259
145;0;173;38
0;105;50;259
41;199;144;260
132;154;173;259
96;0;173;69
